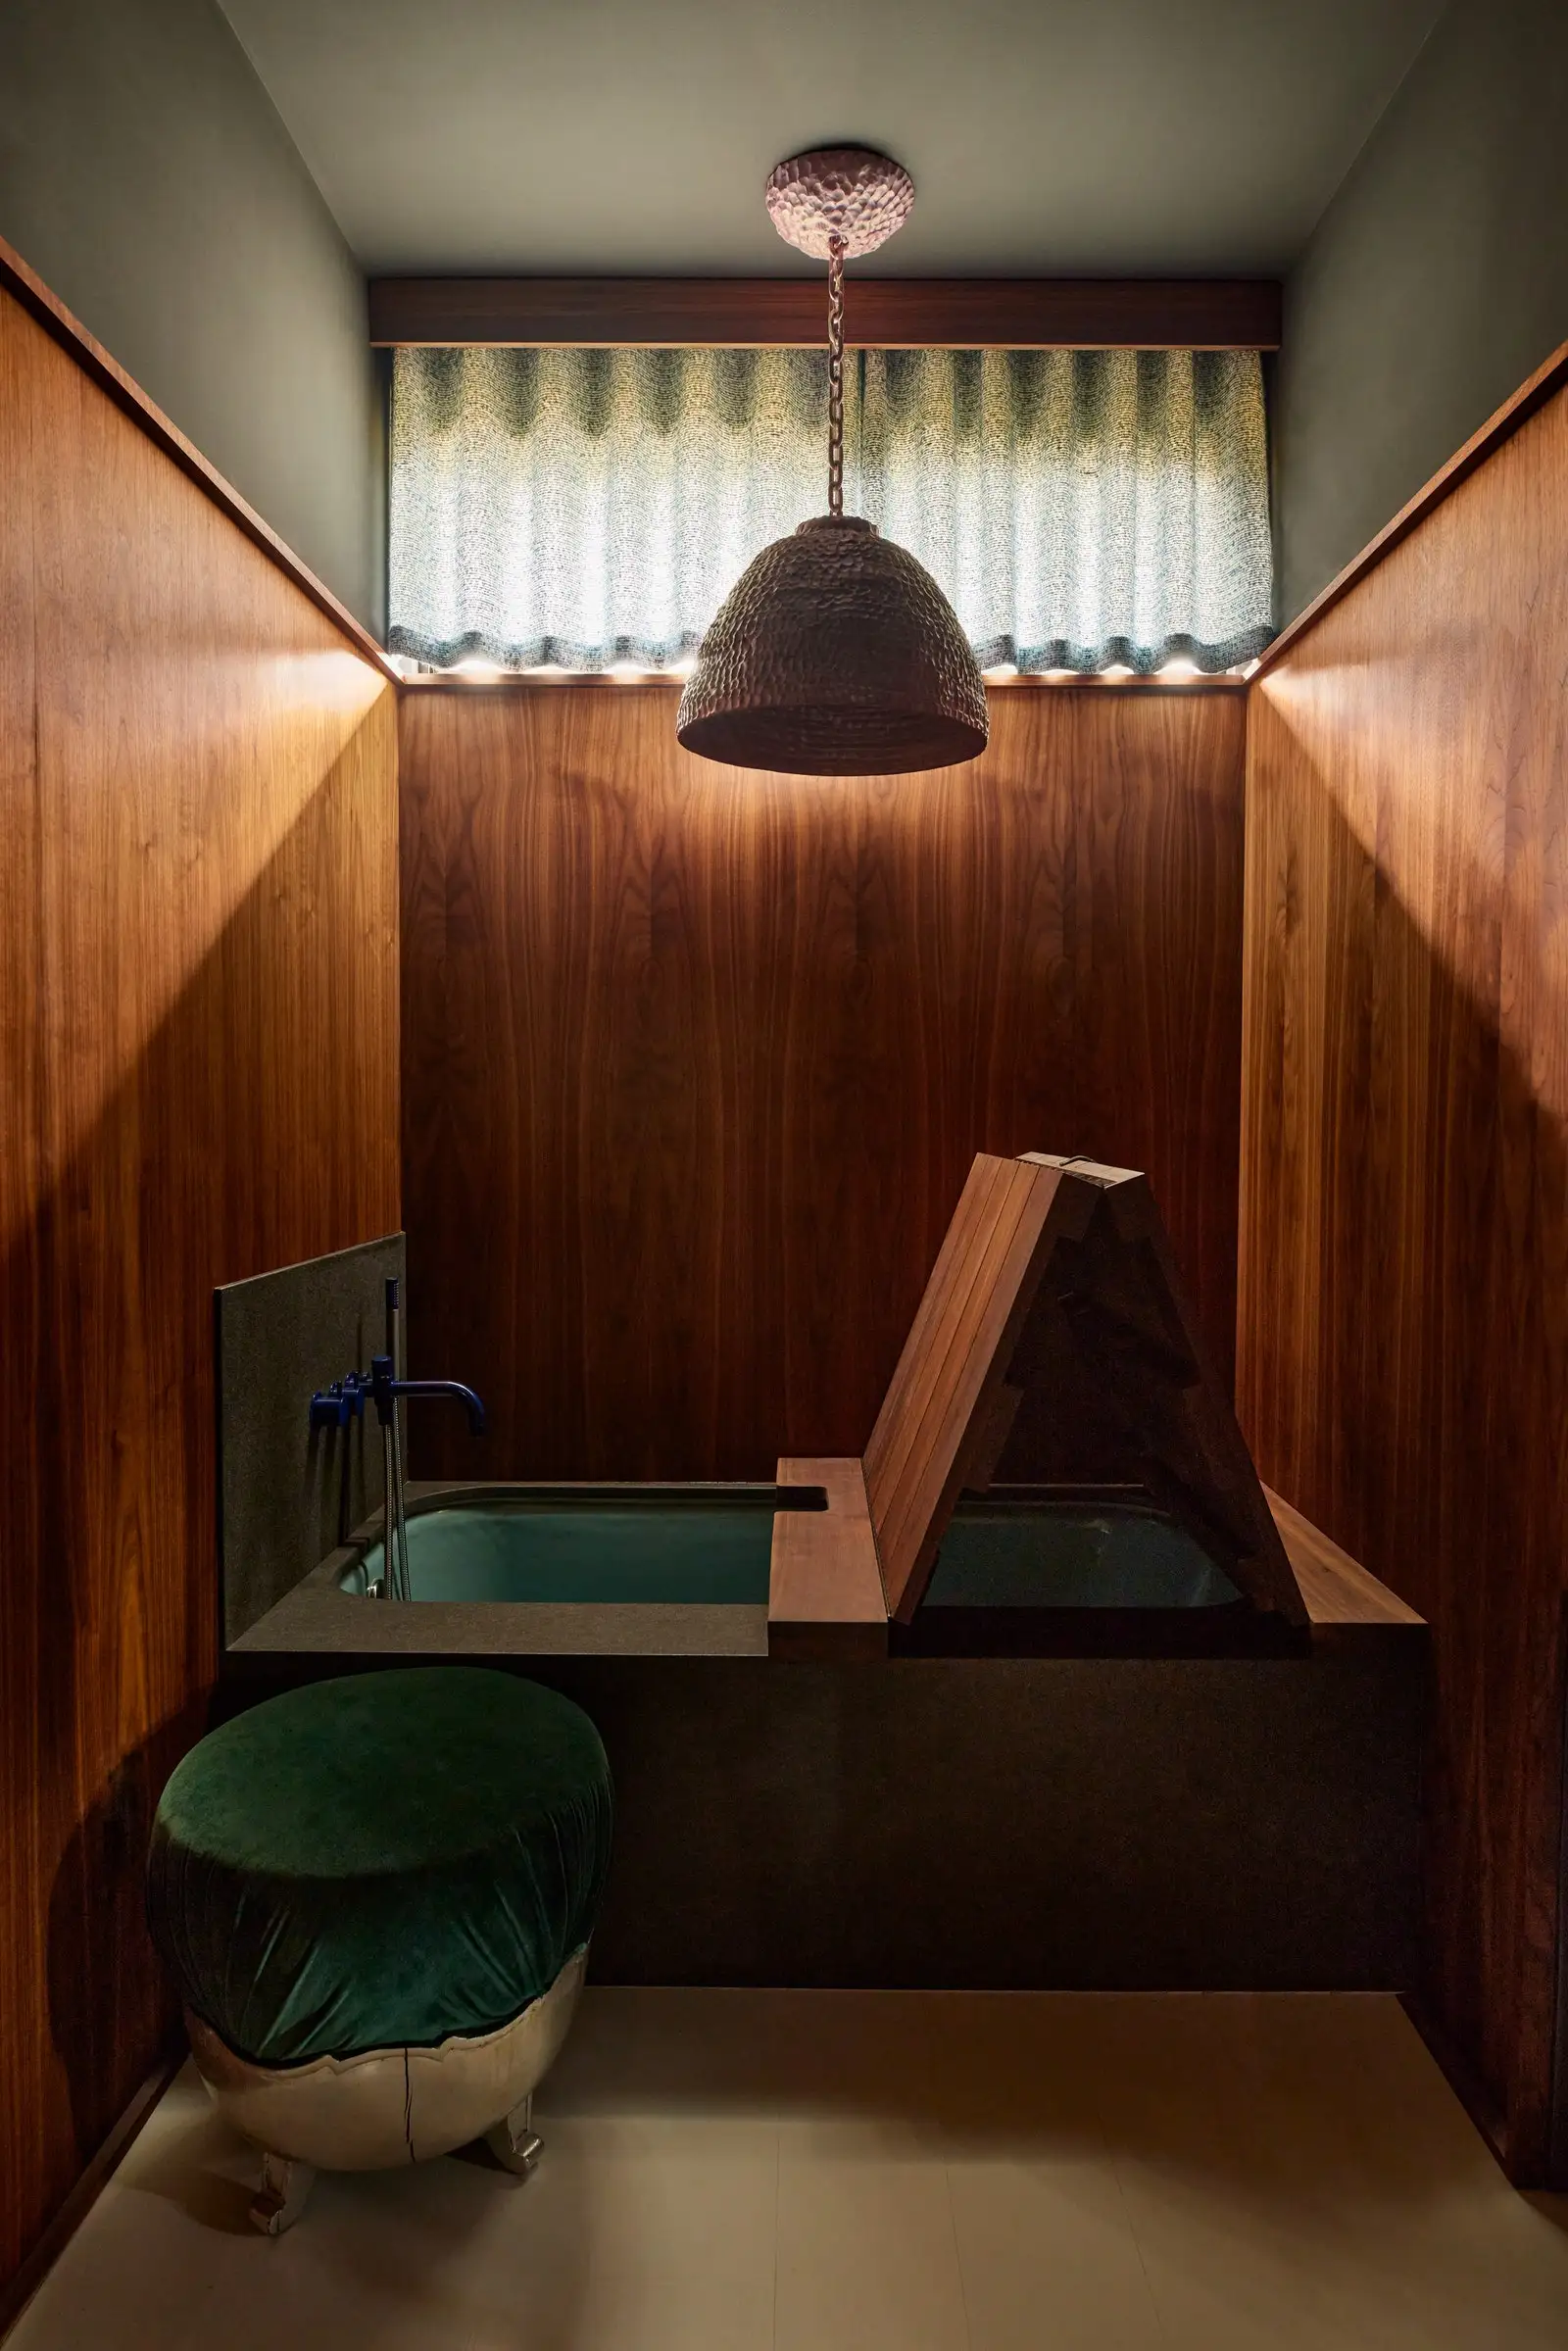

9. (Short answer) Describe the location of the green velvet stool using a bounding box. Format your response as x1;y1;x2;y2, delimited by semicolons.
148;1667;612;2232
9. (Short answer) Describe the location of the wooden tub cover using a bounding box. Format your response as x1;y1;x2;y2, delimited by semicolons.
769;1152;1313;1655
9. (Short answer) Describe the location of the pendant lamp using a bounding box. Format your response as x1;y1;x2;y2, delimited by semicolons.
676;147;988;776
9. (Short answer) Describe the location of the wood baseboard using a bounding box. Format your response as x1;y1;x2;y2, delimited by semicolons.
0;2049;183;2341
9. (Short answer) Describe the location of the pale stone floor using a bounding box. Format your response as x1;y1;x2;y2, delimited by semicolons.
14;1989;1568;2350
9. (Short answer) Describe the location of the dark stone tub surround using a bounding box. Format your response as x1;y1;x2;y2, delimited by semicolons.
219;1634;1422;1997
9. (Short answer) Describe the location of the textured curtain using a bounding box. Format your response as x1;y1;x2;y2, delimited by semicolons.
389;345;1272;676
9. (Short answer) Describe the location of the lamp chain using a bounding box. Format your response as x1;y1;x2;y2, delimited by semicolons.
826;233;846;517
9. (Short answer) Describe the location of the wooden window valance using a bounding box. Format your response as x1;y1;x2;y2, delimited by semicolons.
368;278;1282;352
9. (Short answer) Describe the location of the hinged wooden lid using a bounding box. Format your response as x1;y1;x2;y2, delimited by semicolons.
862;1152;1307;1628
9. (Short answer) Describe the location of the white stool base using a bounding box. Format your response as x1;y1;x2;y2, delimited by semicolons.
484;2091;542;2177
188;1945;586;2185
250;2152;316;2235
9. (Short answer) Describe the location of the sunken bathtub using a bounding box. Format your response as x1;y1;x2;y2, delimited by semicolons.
220;1158;1427;1998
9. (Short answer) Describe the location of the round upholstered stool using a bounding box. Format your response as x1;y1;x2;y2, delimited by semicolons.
147;1667;612;2232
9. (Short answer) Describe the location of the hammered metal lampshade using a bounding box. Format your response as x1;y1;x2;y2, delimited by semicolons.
676;146;989;778
676;516;988;774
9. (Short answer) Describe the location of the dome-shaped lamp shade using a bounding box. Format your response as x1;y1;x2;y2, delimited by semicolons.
676;515;988;776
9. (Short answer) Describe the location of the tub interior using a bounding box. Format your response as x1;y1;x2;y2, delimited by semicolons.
923;1494;1242;1611
342;1485;792;1606
339;1483;1241;1614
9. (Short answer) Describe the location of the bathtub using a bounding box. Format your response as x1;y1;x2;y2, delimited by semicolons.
902;1487;1261;1656
223;1477;1424;1997
241;1477;1281;1662
308;1478;1261;1659
247;1480;812;1659
342;1484;1239;1610
340;1483;795;1607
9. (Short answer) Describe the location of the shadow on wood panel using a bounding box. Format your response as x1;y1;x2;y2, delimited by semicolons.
43;1723;197;2164
1;718;398;2282
1240;699;1568;2181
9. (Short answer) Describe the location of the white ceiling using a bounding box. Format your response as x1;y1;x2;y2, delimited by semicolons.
218;0;1446;277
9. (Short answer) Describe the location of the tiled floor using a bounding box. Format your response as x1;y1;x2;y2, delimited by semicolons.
13;1990;1568;2349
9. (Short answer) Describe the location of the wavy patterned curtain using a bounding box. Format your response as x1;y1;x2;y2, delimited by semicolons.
389;345;1272;676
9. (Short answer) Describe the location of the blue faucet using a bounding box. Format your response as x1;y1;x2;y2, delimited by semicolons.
308;1281;484;1602
309;1299;485;1437
368;1358;486;1435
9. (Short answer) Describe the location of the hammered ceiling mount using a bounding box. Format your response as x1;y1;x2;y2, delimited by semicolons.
763;146;915;260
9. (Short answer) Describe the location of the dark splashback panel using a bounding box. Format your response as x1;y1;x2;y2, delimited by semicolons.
218;1234;405;1644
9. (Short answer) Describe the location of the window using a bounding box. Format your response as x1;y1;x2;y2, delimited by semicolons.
389;345;1272;678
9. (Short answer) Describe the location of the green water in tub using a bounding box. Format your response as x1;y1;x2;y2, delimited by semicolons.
928;1498;1242;1609
345;1488;782;1605
340;1488;1242;1609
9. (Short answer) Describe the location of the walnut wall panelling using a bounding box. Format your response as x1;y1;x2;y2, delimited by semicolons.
399;684;1247;1485
1238;378;1568;2180
0;281;399;2292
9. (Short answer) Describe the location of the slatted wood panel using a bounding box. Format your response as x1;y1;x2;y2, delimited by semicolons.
1238;375;1568;2180
863;1154;1075;1618
0;282;399;2292
400;684;1248;1486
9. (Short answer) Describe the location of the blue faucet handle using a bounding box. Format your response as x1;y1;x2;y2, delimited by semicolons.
309;1385;348;1433
308;1373;371;1433
311;1365;484;1437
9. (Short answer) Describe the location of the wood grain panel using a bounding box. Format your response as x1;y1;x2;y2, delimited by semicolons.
400;684;1246;1487
369;274;1283;351
0;282;399;2291
864;1153;1071;1618
1238;374;1568;2180
1262;1490;1425;1635
767;1457;887;1661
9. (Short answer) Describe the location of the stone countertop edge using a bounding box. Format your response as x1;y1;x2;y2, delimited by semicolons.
230;1572;773;1659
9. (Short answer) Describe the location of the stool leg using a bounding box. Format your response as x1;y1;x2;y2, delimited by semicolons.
250;2151;316;2235
484;2091;542;2178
